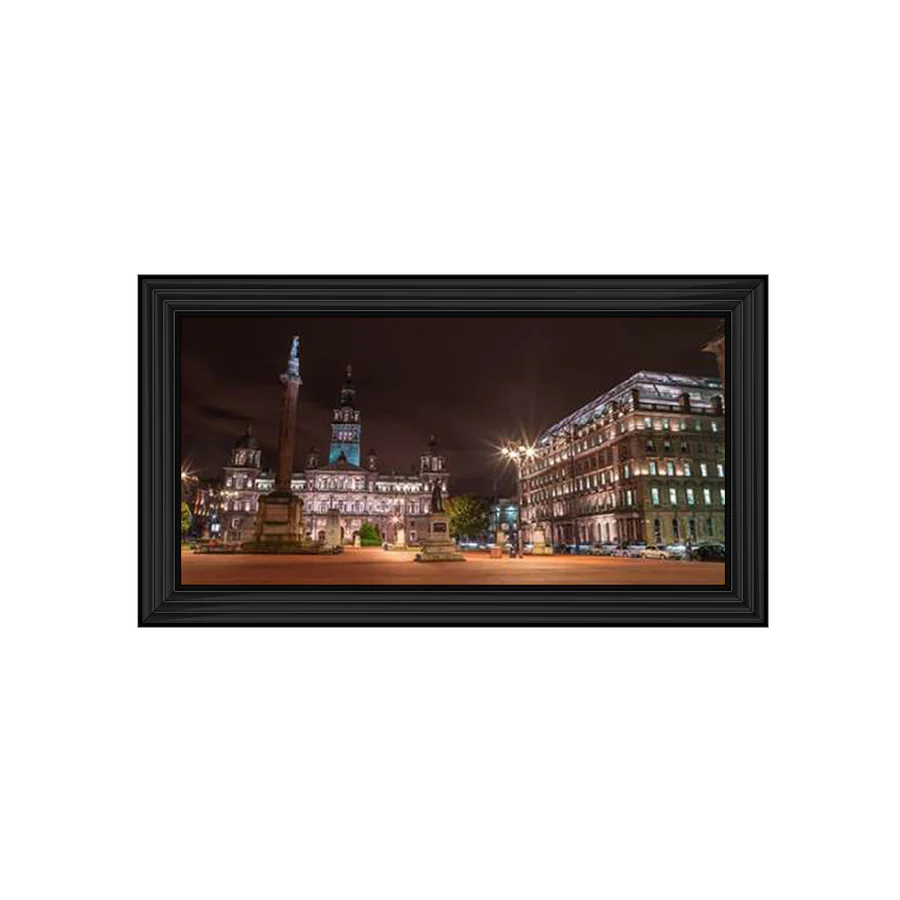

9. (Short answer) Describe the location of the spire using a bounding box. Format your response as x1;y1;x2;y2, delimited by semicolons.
339;364;356;408
234;423;259;449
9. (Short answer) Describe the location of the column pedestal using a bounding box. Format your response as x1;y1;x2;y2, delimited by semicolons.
416;512;465;562
530;525;553;555
242;491;308;553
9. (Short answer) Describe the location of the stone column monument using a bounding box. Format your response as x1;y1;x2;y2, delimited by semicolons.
416;482;465;563
244;336;306;552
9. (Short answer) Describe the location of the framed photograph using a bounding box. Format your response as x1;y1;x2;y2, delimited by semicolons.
140;275;766;626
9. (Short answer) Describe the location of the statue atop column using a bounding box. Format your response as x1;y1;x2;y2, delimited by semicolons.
283;334;302;384
431;479;444;513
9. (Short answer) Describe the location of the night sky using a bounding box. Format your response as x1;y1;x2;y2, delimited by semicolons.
181;316;723;496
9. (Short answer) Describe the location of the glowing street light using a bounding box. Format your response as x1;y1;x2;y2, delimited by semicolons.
498;440;536;554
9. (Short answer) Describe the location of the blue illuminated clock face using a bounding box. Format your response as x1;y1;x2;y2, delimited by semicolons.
329;423;361;465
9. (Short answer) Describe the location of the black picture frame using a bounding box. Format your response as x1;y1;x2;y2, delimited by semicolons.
139;275;767;626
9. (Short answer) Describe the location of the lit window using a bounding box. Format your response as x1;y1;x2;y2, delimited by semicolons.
712;422;719;433
699;463;708;477
703;488;711;505
651;487;660;506
624;464;630;479
662;418;670;430
648;461;657;475
644;417;652;430
686;488;695;505
683;461;692;477
669;487;677;505
719;488;725;505
666;461;675;477
717;463;724;478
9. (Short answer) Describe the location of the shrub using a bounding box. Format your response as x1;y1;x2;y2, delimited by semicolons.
358;522;382;546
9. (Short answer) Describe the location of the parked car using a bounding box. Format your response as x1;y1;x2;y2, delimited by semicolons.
639;544;676;560
692;542;726;561
610;541;645;557
553;543;571;554
593;542;618;556
664;543;688;559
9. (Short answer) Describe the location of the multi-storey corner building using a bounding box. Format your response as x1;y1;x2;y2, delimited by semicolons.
216;367;449;545
520;372;725;548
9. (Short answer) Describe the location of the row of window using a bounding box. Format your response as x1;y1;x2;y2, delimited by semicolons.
529;462;724;502
646;461;724;478
223;478;431;494
651;487;725;507
576;515;721;545
529;485;726;520
532;415;722;466
311;500;427;515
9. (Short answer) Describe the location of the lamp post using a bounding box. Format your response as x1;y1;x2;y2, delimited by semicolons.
500;442;536;556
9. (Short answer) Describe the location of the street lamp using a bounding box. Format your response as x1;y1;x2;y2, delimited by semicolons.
500;441;536;555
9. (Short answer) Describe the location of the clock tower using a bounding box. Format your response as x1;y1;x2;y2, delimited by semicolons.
328;365;361;466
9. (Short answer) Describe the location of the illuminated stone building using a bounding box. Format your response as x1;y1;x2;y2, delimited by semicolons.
520;372;725;547
218;368;449;545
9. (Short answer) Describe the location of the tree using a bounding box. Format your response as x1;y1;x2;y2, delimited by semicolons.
181;501;192;538
358;521;381;546
445;494;489;541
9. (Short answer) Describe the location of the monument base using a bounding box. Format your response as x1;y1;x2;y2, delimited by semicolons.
415;512;465;563
530;527;553;555
243;491;314;554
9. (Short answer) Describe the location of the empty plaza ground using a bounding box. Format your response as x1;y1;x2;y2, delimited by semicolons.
181;547;725;586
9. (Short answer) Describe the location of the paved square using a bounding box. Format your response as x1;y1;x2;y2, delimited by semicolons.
181;547;725;586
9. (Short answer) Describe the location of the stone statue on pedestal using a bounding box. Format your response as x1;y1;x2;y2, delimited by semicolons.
416;482;464;564
431;480;443;513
